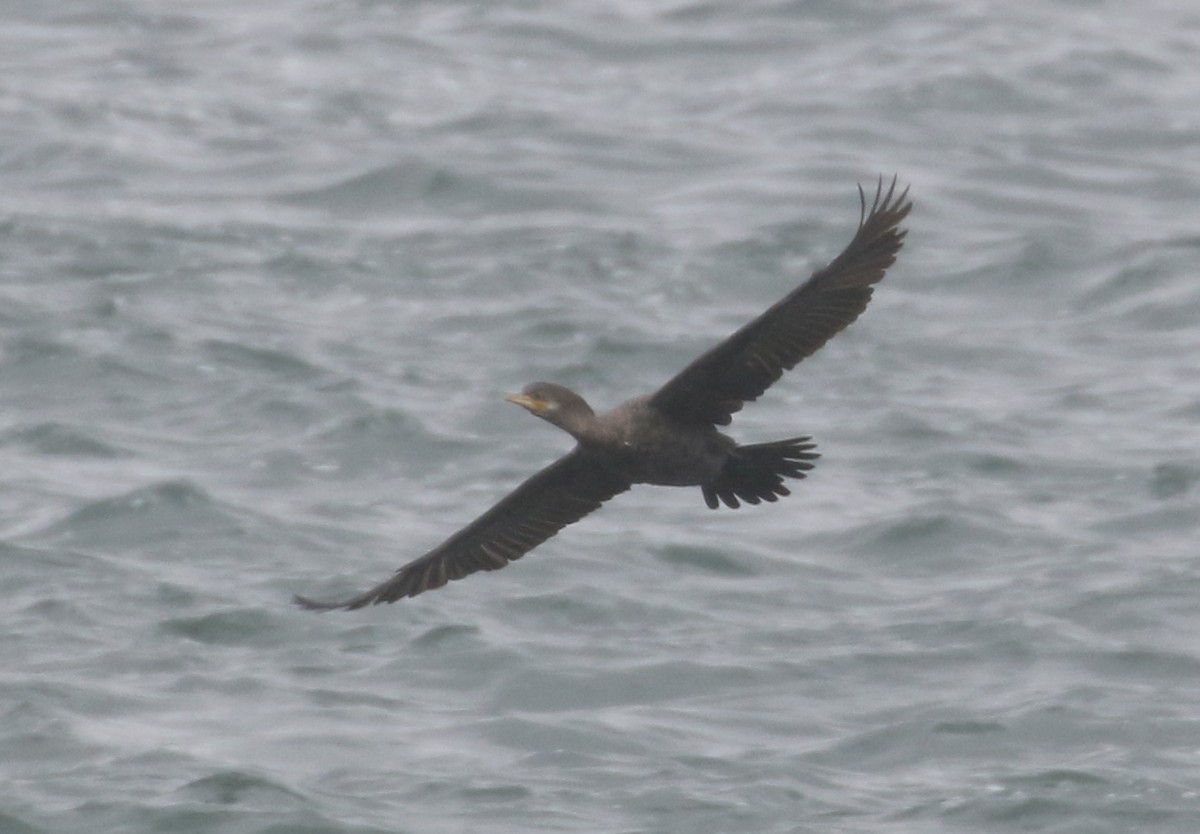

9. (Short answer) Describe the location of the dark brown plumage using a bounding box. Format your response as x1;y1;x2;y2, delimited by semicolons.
295;177;911;611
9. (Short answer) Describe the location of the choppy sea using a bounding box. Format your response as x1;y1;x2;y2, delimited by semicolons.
2;2;1200;832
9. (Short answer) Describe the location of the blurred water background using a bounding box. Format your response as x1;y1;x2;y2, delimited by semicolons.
2;1;1200;832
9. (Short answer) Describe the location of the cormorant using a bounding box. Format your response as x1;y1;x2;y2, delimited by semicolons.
295;177;911;610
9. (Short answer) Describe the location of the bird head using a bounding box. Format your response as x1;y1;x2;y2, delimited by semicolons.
505;382;595;436
505;386;558;416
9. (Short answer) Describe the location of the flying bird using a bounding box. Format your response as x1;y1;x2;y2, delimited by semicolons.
295;177;911;610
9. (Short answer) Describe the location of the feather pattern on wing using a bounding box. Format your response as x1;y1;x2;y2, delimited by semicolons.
294;449;630;610
649;177;912;427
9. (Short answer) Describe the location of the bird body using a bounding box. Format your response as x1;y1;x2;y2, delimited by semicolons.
606;405;733;487
518;388;734;486
296;178;912;611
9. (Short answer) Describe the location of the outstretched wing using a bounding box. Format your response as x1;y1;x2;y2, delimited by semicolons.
295;449;631;610
649;177;912;427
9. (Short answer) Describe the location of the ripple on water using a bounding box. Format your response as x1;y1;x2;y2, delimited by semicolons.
37;480;239;548
0;422;131;459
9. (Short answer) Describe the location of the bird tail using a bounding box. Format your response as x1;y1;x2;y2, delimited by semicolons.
701;437;819;510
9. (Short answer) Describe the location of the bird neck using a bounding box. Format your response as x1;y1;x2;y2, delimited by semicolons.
548;408;601;443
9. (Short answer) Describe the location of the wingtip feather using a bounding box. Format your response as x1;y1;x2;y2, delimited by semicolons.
292;593;342;612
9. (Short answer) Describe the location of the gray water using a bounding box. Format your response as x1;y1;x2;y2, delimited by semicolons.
3;1;1200;832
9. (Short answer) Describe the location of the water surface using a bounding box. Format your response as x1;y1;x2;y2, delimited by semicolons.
2;1;1199;832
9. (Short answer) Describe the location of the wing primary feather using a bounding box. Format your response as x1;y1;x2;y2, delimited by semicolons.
294;449;631;610
649;176;911;426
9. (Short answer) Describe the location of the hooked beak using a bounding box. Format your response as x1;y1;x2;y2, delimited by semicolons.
505;392;550;413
